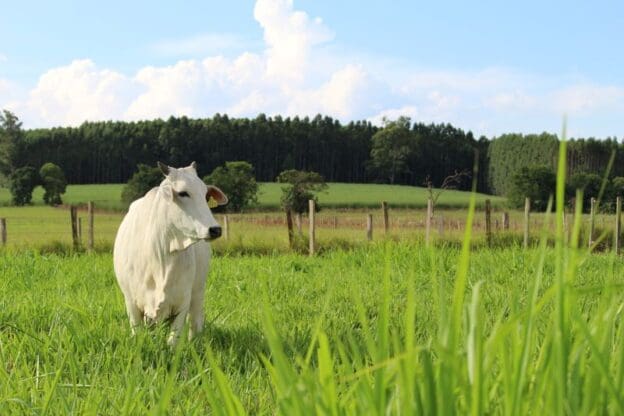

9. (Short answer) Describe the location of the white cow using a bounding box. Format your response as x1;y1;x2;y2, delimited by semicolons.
113;162;228;346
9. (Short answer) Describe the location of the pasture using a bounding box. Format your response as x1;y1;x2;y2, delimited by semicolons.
1;180;623;414
0;182;510;253
2;240;624;413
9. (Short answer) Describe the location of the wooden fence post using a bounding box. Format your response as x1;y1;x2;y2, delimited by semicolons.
286;209;294;248
222;214;229;240
615;196;621;255
524;197;530;249
366;214;373;241
87;201;94;252
0;218;6;246
426;198;433;246
309;200;316;256
485;199;492;246
502;212;509;230
589;197;596;248
382;201;389;235
70;205;79;249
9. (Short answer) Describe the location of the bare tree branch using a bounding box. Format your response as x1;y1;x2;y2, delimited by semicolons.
424;169;471;214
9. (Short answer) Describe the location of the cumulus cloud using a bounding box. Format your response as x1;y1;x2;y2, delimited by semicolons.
254;0;333;83
14;0;369;127
27;59;136;125
287;65;369;118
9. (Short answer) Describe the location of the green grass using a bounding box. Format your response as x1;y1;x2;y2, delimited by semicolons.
2;143;624;413
1;241;623;413
256;182;505;209
0;182;505;211
0;202;616;254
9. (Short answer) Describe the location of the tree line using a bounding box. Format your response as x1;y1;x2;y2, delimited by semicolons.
1;109;621;203
487;133;622;196
2;112;484;191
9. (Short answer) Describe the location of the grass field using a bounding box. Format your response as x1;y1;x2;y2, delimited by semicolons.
2;157;624;413
0;201;616;254
0;182;508;252
0;182;506;211
2;240;623;414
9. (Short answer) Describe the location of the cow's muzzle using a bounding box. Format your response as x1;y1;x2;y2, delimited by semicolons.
208;226;222;240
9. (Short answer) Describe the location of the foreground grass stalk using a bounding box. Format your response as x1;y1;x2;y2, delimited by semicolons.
553;121;568;415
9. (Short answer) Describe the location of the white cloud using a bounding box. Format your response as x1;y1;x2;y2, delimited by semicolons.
27;59;137;126
151;33;250;57
126;60;205;120
287;65;369;118
483;90;538;112
254;0;333;83
369;106;419;126
0;78;12;94
550;84;624;115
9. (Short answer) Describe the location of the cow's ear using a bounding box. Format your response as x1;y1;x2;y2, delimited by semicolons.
207;185;228;206
158;161;170;176
190;161;197;170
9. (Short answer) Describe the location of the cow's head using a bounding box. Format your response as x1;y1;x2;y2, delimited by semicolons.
157;161;228;251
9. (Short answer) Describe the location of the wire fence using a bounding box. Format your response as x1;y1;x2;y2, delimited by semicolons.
0;197;621;254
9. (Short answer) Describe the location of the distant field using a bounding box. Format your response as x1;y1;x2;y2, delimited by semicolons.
0;182;506;211
0;182;509;251
0;184;125;211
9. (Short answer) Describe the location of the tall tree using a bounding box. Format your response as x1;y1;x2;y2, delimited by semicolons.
0;110;24;178
368;116;414;184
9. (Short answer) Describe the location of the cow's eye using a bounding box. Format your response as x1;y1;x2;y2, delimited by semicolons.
178;191;190;198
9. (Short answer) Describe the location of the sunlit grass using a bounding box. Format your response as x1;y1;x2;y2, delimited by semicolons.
2;138;624;413
1;240;623;413
0;182;505;211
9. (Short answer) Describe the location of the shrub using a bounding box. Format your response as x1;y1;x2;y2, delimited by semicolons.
508;166;555;211
567;172;602;211
121;164;163;205
611;176;624;197
10;166;39;206
277;169;327;214
203;161;258;212
39;162;67;205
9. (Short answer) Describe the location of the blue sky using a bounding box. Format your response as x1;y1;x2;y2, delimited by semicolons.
1;0;622;138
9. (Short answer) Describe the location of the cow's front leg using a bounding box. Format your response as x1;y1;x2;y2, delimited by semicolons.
167;304;190;347
188;292;205;340
124;297;143;335
189;259;209;340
